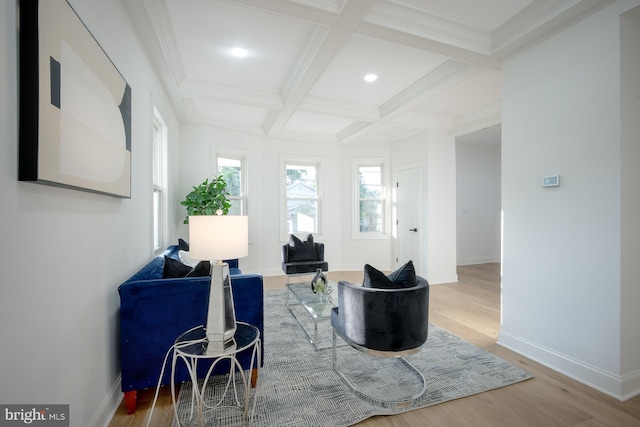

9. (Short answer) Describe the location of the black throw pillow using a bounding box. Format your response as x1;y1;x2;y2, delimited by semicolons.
363;263;393;289
162;256;192;278
362;260;417;289
387;260;417;288
186;260;211;277
178;238;189;251
288;234;317;262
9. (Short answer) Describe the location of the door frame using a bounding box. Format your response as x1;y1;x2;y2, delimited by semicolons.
392;162;423;274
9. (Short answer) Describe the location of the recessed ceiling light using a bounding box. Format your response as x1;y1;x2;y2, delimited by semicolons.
229;47;248;58
364;73;378;82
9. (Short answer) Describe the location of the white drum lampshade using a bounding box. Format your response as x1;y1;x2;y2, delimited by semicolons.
188;215;248;352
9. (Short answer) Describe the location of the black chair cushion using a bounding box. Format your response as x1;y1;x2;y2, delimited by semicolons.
281;235;328;276
282;260;328;275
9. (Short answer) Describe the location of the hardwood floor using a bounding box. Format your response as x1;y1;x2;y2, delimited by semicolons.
109;264;640;426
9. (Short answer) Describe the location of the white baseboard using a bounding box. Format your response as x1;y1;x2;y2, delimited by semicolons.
88;376;122;427
427;273;459;285
621;369;640;401
457;257;500;266
498;330;640;401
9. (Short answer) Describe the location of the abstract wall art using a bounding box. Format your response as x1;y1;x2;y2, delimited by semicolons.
18;0;132;198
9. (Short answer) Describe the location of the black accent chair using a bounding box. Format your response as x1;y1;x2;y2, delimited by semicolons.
281;242;328;283
330;276;429;407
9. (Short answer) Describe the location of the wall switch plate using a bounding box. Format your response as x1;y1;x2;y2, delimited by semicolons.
542;175;560;187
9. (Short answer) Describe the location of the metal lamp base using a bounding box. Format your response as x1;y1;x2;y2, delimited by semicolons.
205;261;237;354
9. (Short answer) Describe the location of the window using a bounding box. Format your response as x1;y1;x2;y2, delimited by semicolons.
285;162;319;234
355;161;387;238
152;110;167;252
217;156;246;215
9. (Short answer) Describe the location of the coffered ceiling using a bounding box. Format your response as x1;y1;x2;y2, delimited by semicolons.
122;0;610;143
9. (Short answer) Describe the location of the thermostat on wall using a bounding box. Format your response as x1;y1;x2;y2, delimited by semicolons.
542;175;560;187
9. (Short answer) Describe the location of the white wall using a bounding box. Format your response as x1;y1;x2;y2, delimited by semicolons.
178;123;463;284
0;1;181;425
392;130;458;284
456;143;501;265
179;124;375;275
180;120;473;280
499;0;640;400
620;7;640;398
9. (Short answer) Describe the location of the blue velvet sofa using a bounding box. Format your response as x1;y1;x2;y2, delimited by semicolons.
118;245;264;414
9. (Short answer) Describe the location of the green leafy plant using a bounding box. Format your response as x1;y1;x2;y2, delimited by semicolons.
312;277;326;294
180;175;231;224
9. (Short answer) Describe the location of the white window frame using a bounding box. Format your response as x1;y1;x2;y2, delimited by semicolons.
215;154;247;215
281;156;322;240
152;109;168;253
353;158;389;240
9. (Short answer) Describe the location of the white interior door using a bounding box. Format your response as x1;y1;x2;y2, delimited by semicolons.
396;167;421;272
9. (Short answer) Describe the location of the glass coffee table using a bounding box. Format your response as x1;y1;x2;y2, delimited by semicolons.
285;281;338;350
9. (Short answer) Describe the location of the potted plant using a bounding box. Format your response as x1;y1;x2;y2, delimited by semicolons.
180;175;231;224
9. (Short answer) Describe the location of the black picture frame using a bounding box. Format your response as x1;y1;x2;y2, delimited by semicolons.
18;0;132;198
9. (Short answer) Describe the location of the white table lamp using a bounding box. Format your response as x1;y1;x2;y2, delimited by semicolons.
188;214;248;353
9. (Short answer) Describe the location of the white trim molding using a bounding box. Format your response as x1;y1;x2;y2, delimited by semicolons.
498;330;640;401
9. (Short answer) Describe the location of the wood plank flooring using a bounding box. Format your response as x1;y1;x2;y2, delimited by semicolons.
108;264;640;427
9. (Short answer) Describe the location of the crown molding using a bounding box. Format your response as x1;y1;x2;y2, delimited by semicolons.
230;0;336;26
140;0;186;87
388;111;454;129
300;96;380;122
120;0;187;121
365;1;491;55
491;0;614;57
347;125;426;144
273;129;339;143
185;103;269;138
286;0;345;15
179;78;283;110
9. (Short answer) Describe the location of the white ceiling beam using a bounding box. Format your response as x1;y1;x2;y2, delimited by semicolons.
179;78;283;110
264;0;376;137
386;111;454;129
357;22;501;70
364;1;491;55
338;60;484;143
230;0;337;26
183;97;268;137
275;129;339;143
299;95;380;122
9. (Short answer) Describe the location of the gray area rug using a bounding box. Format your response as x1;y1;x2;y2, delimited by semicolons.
173;289;532;426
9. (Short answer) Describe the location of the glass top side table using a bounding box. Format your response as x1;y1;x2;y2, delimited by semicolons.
171;322;261;426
